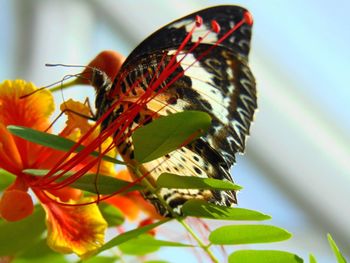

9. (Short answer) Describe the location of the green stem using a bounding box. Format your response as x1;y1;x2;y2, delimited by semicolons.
178;218;218;263
133;166;219;263
49;79;79;92
132;166;177;218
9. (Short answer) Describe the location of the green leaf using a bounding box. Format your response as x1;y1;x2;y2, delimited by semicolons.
182;200;271;221
144;261;169;263
23;169;144;194
209;224;292;245
13;254;67;263
327;234;347;263
309;254;318;263
132;111;211;163
228;250;303;263
156;173;242;190
119;234;193;256
7;125;124;164
83;256;119;263
99;203;125;226
65;173;144;194
98;203;125;227
0;169;16;191
23;169;73;177
125;234;193;248
98;219;171;253
118;237;160;256
0;206;46;256
13;238;67;263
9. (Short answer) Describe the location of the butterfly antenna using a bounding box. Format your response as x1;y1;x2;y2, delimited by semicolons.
45;63;90;69
19;86;47;99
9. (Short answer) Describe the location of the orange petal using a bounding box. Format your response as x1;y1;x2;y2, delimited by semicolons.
0;123;23;173
106;170;162;220
106;195;140;221
138;218;156;236
112;171;160;219
115;169;133;181
48;187;82;202
0;189;34;222
41;196;107;257
127;191;163;220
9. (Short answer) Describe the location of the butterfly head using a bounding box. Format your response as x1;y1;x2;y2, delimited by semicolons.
83;50;124;83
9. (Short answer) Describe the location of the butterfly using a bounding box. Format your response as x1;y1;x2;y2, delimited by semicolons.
92;5;257;216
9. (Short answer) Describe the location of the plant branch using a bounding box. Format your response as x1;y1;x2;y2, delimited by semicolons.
133;166;219;262
178;218;218;263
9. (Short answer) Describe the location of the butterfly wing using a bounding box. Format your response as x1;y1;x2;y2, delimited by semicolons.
95;5;257;216
124;5;252;63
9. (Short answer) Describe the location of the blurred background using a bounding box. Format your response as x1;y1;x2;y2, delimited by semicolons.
0;0;349;262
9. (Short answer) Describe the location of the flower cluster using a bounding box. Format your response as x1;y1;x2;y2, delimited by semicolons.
0;79;109;257
0;75;157;258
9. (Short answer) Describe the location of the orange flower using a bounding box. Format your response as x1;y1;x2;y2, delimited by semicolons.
39;193;106;257
0;51;165;257
107;170;161;221
0;80;107;257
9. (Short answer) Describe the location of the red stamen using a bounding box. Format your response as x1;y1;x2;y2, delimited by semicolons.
35;131;104;188
195;15;203;27
244;11;253;25
40;92;125;184
35;159;157;207
180;12;251;73
211;20;220;33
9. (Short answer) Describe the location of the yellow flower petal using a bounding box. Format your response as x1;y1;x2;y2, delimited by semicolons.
0;80;54;130
59;99;117;176
42;196;107;258
60;99;92;136
0;80;55;171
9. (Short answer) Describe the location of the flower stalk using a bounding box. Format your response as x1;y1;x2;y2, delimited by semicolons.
132;166;219;262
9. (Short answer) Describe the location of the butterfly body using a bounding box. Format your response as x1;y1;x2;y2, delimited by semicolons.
93;5;257;216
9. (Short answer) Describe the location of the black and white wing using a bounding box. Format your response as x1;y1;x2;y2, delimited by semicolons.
95;5;257;216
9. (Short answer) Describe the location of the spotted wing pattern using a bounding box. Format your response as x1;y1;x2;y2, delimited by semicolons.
94;5;257;216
